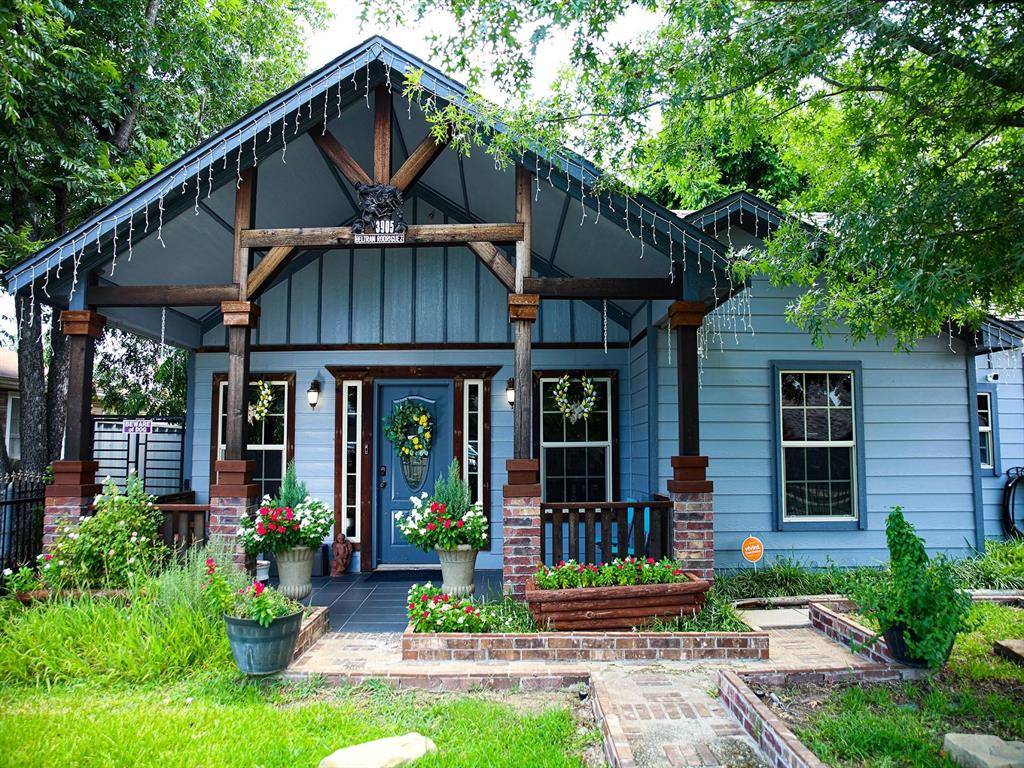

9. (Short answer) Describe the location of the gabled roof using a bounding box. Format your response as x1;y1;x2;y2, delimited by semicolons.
5;36;730;302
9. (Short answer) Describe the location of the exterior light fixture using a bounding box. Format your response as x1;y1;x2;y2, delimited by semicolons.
307;378;321;408
505;378;515;408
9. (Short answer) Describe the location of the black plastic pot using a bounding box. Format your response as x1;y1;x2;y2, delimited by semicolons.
882;623;953;669
224;610;303;675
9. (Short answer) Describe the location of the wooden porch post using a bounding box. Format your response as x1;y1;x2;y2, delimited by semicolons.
670;301;704;456
511;164;537;459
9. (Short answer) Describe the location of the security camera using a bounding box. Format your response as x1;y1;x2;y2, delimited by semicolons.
987;372;1000;383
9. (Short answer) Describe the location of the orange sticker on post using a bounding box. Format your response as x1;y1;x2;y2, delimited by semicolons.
741;536;764;564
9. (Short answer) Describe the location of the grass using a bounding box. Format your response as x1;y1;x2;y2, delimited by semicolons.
0;677;599;768
780;602;1024;767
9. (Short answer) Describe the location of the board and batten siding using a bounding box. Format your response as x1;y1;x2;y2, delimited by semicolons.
976;350;1024;539
655;276;979;568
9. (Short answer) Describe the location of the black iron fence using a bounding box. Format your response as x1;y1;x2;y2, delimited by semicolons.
92;415;186;496
0;472;46;588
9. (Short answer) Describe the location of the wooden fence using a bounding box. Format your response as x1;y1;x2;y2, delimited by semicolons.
539;500;673;565
156;492;208;553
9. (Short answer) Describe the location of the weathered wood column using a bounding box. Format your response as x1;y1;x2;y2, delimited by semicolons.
667;300;714;580
43;309;106;553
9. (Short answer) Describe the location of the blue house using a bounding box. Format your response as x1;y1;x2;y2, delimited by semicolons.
9;38;1017;585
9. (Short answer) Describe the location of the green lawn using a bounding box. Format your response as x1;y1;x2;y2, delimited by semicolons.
0;676;600;768
786;603;1024;768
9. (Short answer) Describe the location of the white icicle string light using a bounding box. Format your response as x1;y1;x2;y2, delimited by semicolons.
602;299;608;354
160;306;167;358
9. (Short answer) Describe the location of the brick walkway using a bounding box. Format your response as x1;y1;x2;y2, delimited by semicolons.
289;611;869;768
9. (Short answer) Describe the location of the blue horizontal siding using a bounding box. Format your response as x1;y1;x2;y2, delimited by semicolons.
977;351;1024;539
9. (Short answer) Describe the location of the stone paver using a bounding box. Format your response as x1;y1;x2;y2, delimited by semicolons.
737;608;810;630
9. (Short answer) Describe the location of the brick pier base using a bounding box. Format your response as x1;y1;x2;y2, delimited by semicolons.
43;460;101;553
210;459;259;571
668;456;714;581
502;458;541;597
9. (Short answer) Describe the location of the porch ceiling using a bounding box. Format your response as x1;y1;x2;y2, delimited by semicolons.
7;36;730;347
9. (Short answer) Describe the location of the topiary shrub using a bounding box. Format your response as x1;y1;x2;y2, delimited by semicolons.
847;506;971;668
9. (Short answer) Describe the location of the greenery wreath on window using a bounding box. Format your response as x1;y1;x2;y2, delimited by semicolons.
248;380;274;424
553;374;597;423
383;400;433;458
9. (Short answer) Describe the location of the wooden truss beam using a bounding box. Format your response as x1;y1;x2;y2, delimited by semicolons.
246;246;296;299
310;130;373;187
240;223;524;249
466;242;516;291
522;277;683;300
88;284;240;307
233;167;257;297
373;86;392;183
391;132;450;193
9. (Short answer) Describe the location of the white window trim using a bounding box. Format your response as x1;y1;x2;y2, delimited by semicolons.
340;380;362;542
5;394;19;460
463;379;484;506
539;376;614;502
978;392;994;470
216;379;289;482
778;369;859;523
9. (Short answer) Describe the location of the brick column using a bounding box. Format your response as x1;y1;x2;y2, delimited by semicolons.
209;459;260;571
502;458;541;597
43;460;101;553
669;456;714;581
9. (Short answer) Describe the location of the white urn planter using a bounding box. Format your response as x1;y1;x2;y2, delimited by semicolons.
435;544;478;597
276;547;315;600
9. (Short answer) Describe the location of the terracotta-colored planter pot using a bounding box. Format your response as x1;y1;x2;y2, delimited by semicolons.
15;588;130;605
524;573;711;631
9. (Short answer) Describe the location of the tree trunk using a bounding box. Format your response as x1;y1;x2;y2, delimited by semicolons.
16;293;49;474
46;316;69;464
111;0;163;152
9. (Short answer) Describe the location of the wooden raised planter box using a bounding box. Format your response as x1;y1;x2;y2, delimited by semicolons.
524;572;711;630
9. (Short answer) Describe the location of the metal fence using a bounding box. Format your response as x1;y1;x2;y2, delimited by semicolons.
92;415;186;496
0;472;46;587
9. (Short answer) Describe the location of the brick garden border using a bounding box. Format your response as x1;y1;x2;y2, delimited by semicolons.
292;606;330;661
807;600;897;664
401;626;769;662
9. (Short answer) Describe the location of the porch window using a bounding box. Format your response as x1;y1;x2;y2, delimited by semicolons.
977;387;999;475
539;376;613;503
216;377;291;499
463;379;484;505
776;368;861;524
340;380;362;540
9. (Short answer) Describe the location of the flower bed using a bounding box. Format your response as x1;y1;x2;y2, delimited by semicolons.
526;558;711;630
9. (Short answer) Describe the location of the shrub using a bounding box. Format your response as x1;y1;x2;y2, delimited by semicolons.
406;583;538;633
847;507;971;668
952;538;1024;590
533;557;690;589
41;475;165;589
395;459;487;551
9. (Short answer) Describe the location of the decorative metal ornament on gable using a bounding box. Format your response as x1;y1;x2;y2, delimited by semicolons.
553;374;597;423
383;400;434;489
352;183;407;244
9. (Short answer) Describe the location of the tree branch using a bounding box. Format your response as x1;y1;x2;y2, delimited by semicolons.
111;0;162;152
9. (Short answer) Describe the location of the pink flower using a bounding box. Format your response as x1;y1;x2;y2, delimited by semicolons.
285;509;294;521
44;554;52;562
426;523;436;531
420;594;429;602
456;520;464;528
646;557;655;565
443;520;451;529
253;580;265;596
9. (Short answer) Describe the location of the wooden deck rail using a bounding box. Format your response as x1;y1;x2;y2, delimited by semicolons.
157;504;209;553
539;500;673;565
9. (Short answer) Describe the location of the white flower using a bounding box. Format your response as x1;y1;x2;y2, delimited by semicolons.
2;568;11;576
421;492;428;499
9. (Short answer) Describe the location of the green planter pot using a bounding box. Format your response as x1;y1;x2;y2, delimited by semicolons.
224;610;303;675
436;545;478;597
276;546;314;600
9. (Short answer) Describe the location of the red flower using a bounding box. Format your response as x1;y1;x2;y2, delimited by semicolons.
259;508;270;517
420;594;429;602
285;509;294;521
430;501;439;512
426;523;437;531
292;525;300;531
439;503;447;513
256;522;266;536
433;595;441;604
443;520;452;529
253;580;265;596
205;558;216;575
271;509;280;521
671;569;683;576
647;557;655;565
441;594;449;602
408;603;415;610
422;611;429;618
44;554;52;561
456;520;464;528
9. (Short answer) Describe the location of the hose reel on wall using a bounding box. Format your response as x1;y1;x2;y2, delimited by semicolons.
1002;467;1024;538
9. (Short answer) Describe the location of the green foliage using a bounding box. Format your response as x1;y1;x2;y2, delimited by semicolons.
94;329;188;417
41;475;165;589
534;557;690;589
652;587;750;633
396;460;488;551
374;0;1024;347
407;582;538;633
431;458;474;520
2;566;40;595
951;539;1024;590
271;461;308;510
848;507;972;668
0;543;243;685
0;681;591;768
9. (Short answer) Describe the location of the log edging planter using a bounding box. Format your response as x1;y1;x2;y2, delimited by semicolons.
401;625;768;662
524;572;711;630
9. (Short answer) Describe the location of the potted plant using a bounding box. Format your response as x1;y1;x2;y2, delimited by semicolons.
847;507;971;668
525;557;709;630
203;558;303;675
396;459;487;596
238;463;332;600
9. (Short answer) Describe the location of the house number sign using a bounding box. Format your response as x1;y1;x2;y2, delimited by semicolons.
352;182;407;245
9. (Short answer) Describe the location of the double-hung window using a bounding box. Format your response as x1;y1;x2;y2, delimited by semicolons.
539;375;613;503
976;386;999;475
775;366;863;527
216;377;291;499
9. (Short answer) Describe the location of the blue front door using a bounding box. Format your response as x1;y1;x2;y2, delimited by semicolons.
377;381;453;565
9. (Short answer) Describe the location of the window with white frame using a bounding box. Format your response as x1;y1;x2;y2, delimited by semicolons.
217;379;289;499
463;379;484;506
539;376;613;503
978;392;995;469
340;380;362;540
5;394;20;460
778;370;858;521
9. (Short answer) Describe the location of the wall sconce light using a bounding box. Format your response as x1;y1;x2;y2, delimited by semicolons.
307;378;321;409
505;378;515;408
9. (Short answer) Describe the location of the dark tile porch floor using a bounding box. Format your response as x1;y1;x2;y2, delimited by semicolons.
292;570;504;632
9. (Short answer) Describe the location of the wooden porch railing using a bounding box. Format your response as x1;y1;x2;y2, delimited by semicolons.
157;502;208;553
539;500;673;565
